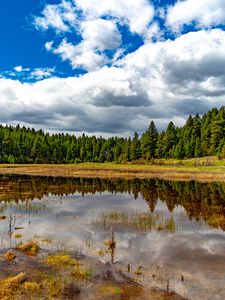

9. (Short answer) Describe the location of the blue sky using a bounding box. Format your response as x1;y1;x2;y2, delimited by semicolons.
0;0;180;80
0;0;77;79
1;0;225;135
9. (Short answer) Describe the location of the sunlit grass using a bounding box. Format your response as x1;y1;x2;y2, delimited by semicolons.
1;156;225;182
15;241;40;256
43;253;79;267
71;266;93;281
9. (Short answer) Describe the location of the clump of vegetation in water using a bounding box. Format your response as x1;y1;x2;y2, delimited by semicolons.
95;211;175;232
43;252;93;281
4;251;16;261
97;249;110;257
0;272;27;299
41;236;53;245
0;272;62;300
43;253;78;267
134;266;143;276
71;265;93;281
14;233;22;239
99;285;121;296
15;241;40;256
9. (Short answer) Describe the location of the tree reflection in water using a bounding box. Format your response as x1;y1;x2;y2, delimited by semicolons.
0;175;224;230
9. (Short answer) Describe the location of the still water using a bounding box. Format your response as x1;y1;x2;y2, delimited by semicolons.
0;175;224;299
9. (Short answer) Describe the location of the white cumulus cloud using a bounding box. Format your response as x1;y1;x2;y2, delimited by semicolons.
167;0;225;32
35;0;154;71
1;29;225;134
50;18;122;71
2;1;225;135
34;0;77;33
74;0;154;35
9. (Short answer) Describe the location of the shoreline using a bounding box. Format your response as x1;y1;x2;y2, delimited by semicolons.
0;163;225;182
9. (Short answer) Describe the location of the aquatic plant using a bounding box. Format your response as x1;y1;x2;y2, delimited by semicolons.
43;253;78;267
71;265;93;281
95;210;176;232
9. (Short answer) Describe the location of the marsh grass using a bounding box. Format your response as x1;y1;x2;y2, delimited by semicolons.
13;203;51;213
15;241;40;256
43;252;93;282
41;236;53;245
99;285;122;296
95;211;175;232
0;273;42;300
71;265;93;281
14;233;22;239
4;251;16;260
1;156;225;182
43;253;79;267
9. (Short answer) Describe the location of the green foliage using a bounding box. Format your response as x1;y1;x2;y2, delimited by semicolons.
140;121;158;160
0;106;224;163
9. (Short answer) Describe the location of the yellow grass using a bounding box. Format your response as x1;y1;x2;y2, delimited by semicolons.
0;156;225;182
15;242;40;256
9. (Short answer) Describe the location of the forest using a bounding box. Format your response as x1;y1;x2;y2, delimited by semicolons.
0;106;225;164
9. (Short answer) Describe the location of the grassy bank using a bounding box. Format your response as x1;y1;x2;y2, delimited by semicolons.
0;156;225;182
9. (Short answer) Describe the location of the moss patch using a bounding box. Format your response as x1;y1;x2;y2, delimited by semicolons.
43;253;79;267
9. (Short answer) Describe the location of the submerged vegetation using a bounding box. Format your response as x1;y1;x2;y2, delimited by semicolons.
0;106;225;164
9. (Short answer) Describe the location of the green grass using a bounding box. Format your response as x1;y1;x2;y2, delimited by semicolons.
1;156;225;170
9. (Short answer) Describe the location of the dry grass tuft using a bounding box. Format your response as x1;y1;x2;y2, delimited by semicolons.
0;273;27;298
99;285;121;296
71;265;93;281
15;242;40;256
4;251;16;261
43;253;79;267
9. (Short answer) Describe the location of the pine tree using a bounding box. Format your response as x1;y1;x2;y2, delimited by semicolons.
162;122;177;158
130;132;141;161
210;107;225;154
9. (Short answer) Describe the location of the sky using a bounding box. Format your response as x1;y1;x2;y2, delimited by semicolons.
1;0;225;136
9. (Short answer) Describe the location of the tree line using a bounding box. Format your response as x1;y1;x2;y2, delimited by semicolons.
0;106;225;164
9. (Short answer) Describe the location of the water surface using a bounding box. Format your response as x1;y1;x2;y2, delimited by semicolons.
0;175;224;300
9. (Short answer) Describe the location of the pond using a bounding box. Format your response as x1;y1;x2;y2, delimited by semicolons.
0;175;224;299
